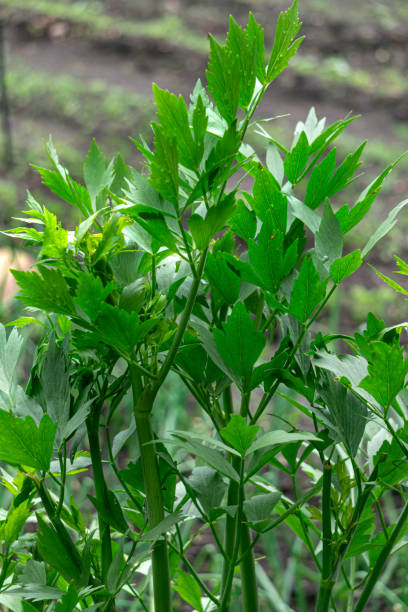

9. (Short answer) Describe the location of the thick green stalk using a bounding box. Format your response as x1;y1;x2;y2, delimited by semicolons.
131;369;171;612
354;499;408;612
220;390;258;612
86;408;114;600
315;462;333;612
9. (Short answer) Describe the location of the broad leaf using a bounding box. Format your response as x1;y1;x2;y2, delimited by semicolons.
330;250;362;284
289;256;327;322
213;302;265;379
173;570;203;612
220;415;259;455
0;412;57;471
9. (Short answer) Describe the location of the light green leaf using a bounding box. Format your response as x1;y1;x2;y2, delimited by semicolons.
173;569;203;612
188;192;236;249
248;430;318;454
41;208;68;259
220;415;259;456
213;302;265;379
315;201;343;267
173;436;240;481
362;198;408;259
37;515;82;582
153;84;198;169
359;341;408;409
244;493;280;523
329;250;362;284
3;500;30;547
267;0;304;82
226;16;256;110
83;139;114;207
284;130;309;184
229;199;257;241
0;412;57;471
141;510;184;542
188;467;227;515
12;266;75;316
40;334;70;436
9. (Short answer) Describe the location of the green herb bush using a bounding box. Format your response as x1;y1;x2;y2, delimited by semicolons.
2;2;408;611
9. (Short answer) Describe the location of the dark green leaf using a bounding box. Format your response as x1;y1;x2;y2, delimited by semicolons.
248;430;318;454
244;493;280;523
88;489;128;534
188;467;227;515
229;199;257;241
205;252;241;305
74;272;116;322
226;16;256;109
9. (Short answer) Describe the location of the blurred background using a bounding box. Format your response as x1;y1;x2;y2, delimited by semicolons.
1;0;408;329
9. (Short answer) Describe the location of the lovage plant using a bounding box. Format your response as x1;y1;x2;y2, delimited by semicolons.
1;2;408;611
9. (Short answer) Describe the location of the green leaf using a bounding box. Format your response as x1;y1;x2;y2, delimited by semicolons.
229;198;257;241
88;489;128;534
248;226;284;293
33;139;91;216
141;509;184;542
74;272;116;322
267;0;304;83
337;160;401;234
327;141;366;197
289;256;327;322
149;123;179;206
251;165;286;232
247;12;266;82
226;16;256;110
54;584;79;612
95;304;158;355
83;139;114;208
244;493;280;523
192;94;208;160
266;142;284;185
284;131;309;184
18;560;46;586
136;212;180;253
36;514;82;582
188;192;236;250
220;415;259;455
315;200;343;268
188;467;227;515
12;266;75;316
206;34;240;124
213;302;265;379
329;250;362;284
39;334;70;435
205;252;241;305
304;149;336;209
153;84;198;169
359;341;408;408
317;374;367;456
0;412;57;471
172;436;240;481
362;198;408;259
173;569;203;612
248;430;318;454
3;500;30;547
107;538;125;594
41;209;68;259
372;266;408;297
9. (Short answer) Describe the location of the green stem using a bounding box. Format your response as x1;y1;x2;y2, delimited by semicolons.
354;499;408;612
239;522;259;612
86;409;114;597
315;461;333;612
155;248;207;390
131;368;171;612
